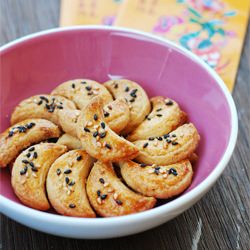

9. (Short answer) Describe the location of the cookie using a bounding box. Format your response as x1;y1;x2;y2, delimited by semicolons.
47;150;96;217
120;160;193;199
86;161;156;217
0;119;61;168
103;98;130;134
57;134;82;150
134;123;200;165
76;97;139;162
51;79;113;109
11;143;67;210
127;96;187;141
104;79;150;134
11;95;76;128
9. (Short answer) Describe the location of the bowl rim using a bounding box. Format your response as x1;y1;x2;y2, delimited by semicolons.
0;25;238;227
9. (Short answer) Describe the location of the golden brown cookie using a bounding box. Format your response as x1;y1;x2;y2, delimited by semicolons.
57;134;82;150
120;160;193;199
104;79;150;134
76;97;139;162
103;98;130;134
127;96;187;141
47;150;96;217
0;119;61;168
11;143;67;210
10;95;76;128
86;161;156;217
134;123;200;165
59;98;130;136
51;79;113;109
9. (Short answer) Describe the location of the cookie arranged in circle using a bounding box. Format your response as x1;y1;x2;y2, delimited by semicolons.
120;160;193;199
11;94;76;127
133;123;200;165
127;96;187;141
47;150;96;217
77;97;139;162
11;143;67;210
86;161;156;217
0;119;61;168
104;79;150;134
103;98;130;134
51;79;113;109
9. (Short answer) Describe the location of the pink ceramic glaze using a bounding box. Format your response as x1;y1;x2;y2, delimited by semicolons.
0;26;237;239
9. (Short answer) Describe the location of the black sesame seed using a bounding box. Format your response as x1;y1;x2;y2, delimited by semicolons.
93;114;98;121
26;122;35;129
99;132;107;138
156;114;163;117
169;168;178;176
157;137;163;141
31;167;38;172
65;177;70;184
156;108;162;112
130;92;137;98
100;122;106;129
140;163;147;168
87;91;93;96
104;111;110;117
20;166;28;175
18;126;27;133
33;152;38;159
125;86;130;92
166;100;173;106
69;180;75;186
48;108;55;113
99;178;105;184
72;83;75;88
105;143;112;149
28;147;35;151
57;106;63;109
85;86;92;91
114;83;118;89
81;81;87;84
22;159;29;164
8;131;14;137
154;168;160;175
37;100;43;105
130;98;135;102
167;139;172;143
69;204;76;208
130;89;138;97
29;162;35;168
163;134;170;139
97;190;101;197
84;127;90;132
147;118;151;121
76;155;82;161
143;143;149;148
172;141;179;145
40;96;49;103
172;134;176;137
64;169;72;174
93;131;99;137
101;194;107;200
56;169;61;175
26;153;31;158
116;200;123;205
148;137;154;141
155;166;160;170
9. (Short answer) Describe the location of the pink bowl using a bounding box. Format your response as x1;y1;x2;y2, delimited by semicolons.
0;26;237;239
